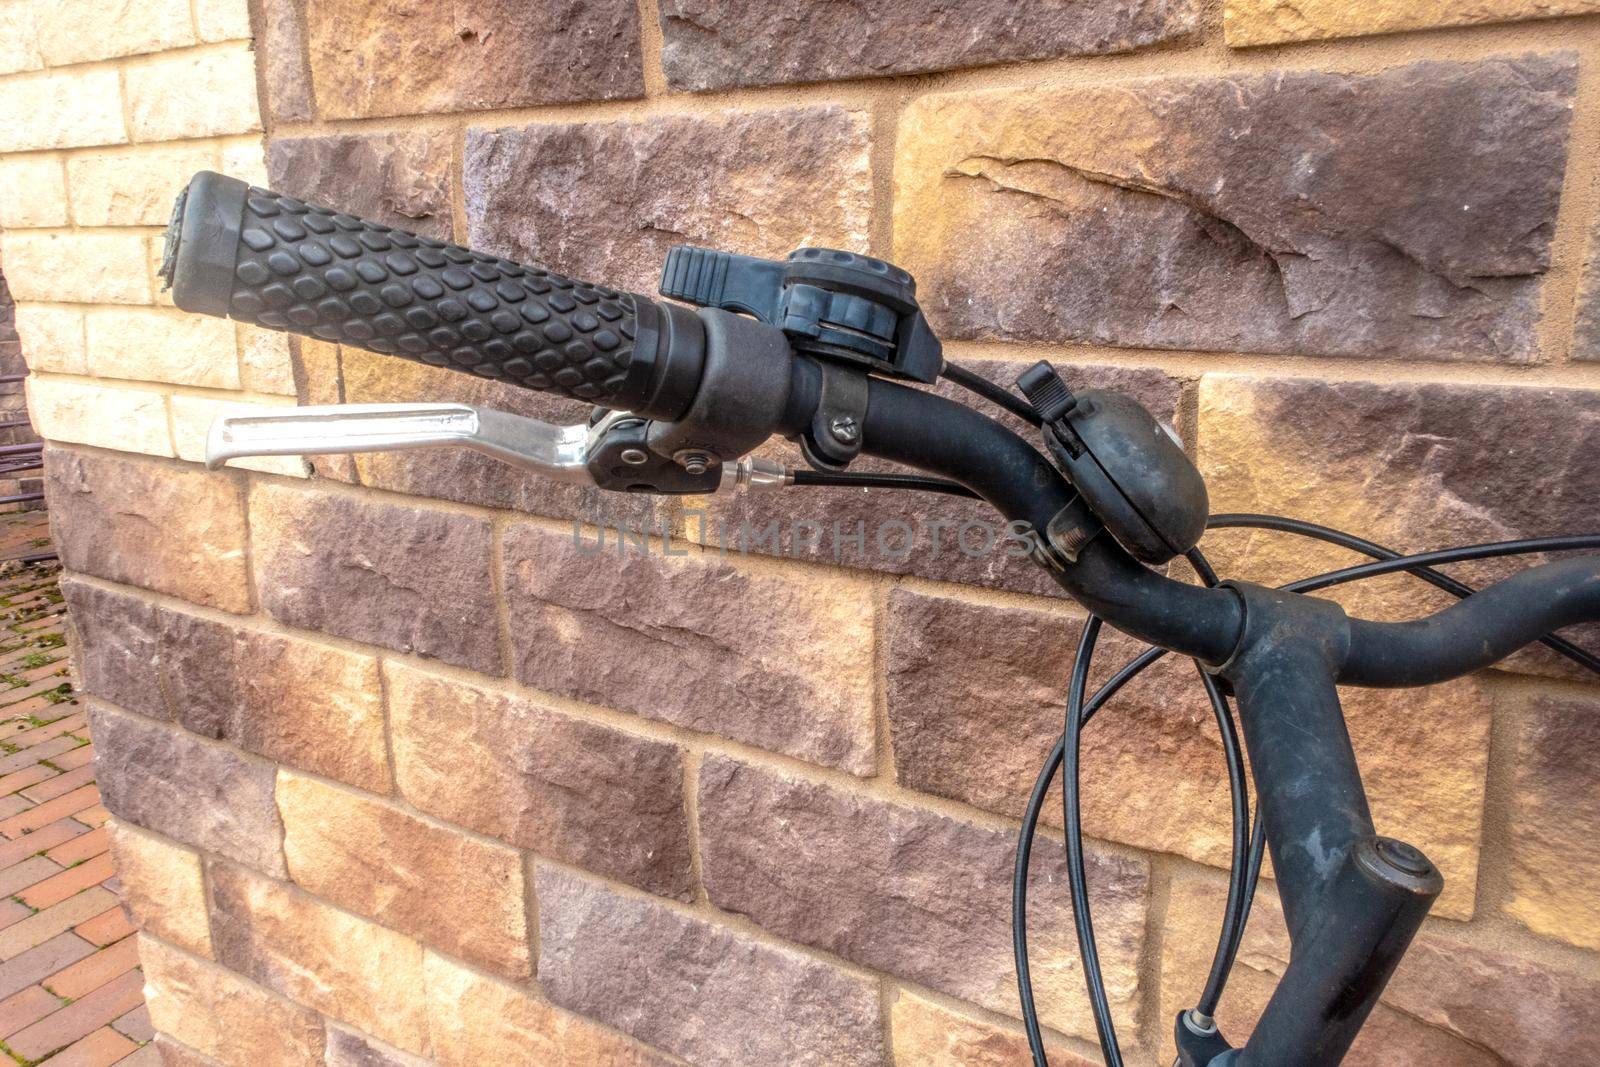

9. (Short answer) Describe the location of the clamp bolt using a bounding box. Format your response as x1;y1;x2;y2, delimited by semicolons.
619;448;649;466
828;414;860;445
673;449;713;476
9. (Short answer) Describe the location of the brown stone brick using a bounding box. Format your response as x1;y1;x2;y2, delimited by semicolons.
88;703;285;877
891;989;1093;1066
1160;873;1502;1066
329;346;667;531
1503;686;1600;950
325;1023;433;1067
502;523;876;773
68;580;390;792
1197;374;1600;681
258;0;314;123
250;481;501;674
690;359;1181;597
424;949;668;1067
884;587;1493;918
895;56;1575;362
537;863;886;1066
384;663;692;899
660;0;1196;90
140;934;327;1067
106;820;213;958
47;450;251;613
463;107;871;294
267;132;455;242
208;861;428;1054
696;755;1149;1041
1226;0;1600;46
305;0;644;119
276;770;530;978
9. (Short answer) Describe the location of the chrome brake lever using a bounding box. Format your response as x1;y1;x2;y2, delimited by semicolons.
205;402;596;484
205;402;796;491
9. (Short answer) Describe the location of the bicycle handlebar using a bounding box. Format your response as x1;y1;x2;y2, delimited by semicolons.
161;172;704;420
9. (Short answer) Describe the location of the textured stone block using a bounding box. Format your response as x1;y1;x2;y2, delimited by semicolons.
0;1;43;74
884;587;1492;918
89;702;285;876
425;949;668;1067
140;935;327;1067
1198;373;1600;680
0;69;126;151
48;450;252;611
503;523;876;773
538;863;886;1066
1504;687;1600;950
697;756;1149;1039
3;232;150;304
661;0;1196;90
68;145;217;228
27;378;172;457
125;44;262;142
305;0;644;118
325;1024;434;1067
85;308;239;389
277;770;529;977
1226;0;1600;46
61;579;167;719
259;0;315;123
14;305;85;375
691;359;1181;597
209;861;428;1055
34;0;193;65
0;156;67;228
464;107;871;294
267;132;455;241
251;481;501;673
1160;873;1503;1066
385;663;692;899
195;0;253;42
106;820;212;958
891;989;1092;1067
236;325;297;395
331;345;666;529
895;56;1575;362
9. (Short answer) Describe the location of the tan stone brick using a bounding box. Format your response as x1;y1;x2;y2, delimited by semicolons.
891;990;1092;1067
0;156;67;228
277;771;530;979
67;145;216;228
208;862;429;1055
236;324;296;395
106;820;212;958
46;449;252;612
27;378;172;457
1226;0;1600;47
424;950;666;1067
14;305;86;375
126;44;261;143
219;139;271;188
325;1024;435;1067
170;396;308;477
1504;687;1600;951
35;0;194;65
85;307;239;389
0;1;43;75
140;934;328;1067
195;0;253;43
0;69;126;152
3;232;150;304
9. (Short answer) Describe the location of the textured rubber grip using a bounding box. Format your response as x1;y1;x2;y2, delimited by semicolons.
162;172;699;417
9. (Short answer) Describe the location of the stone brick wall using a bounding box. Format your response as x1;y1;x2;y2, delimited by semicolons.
4;1;1600;1065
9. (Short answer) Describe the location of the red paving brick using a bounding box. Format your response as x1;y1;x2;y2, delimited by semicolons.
0;514;149;1063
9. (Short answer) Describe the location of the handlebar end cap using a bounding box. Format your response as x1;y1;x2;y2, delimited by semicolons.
162;170;248;318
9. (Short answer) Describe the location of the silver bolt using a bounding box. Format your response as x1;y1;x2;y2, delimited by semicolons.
828;414;859;445
673;449;713;475
619;448;649;466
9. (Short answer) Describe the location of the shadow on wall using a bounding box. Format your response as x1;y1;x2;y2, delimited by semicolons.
0;264;45;510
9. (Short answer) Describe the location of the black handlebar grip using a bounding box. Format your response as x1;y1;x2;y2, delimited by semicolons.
160;171;703;420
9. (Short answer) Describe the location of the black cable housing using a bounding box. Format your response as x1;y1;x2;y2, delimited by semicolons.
789;469;979;498
940;361;1044;427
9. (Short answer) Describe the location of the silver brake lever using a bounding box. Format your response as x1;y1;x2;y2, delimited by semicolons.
205;402;796;491
205;402;595;484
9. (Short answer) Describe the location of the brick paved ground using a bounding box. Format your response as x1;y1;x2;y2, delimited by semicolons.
0;511;150;1067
